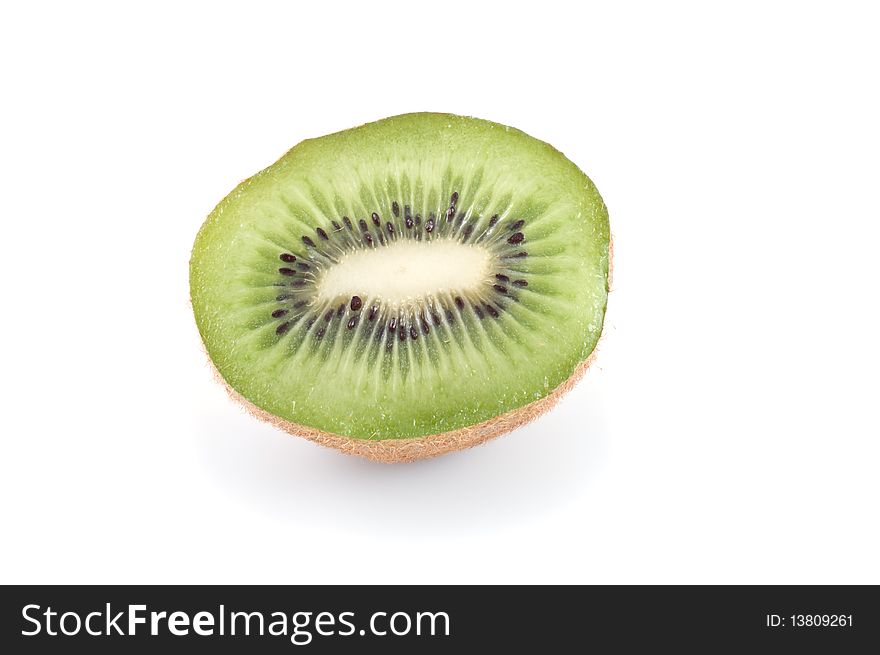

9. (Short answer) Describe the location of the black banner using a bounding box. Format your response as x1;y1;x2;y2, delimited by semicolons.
1;585;877;652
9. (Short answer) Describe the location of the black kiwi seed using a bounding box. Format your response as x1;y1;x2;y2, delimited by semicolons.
493;284;508;294
280;253;296;263
451;191;459;204
474;305;485;319
496;274;510;282
297;262;310;271
271;309;288;318
389;317;397;331
279;267;296;276
421;320;430;335
386;222;394;235
337;303;345;317
398;327;406;342
347;316;358;329
316;326;326;340
454;296;464;309
513;279;528;287
371;212;381;226
425;216;435;233
404;205;412;221
510;219;525;231
350;296;362;311
332;220;342;231
485;304;499;318
410;325;418;340
302;235;316;248
510;251;528;258
463;225;473;239
358;218;368;232
277;293;294;301
507;232;525;245
392;201;400;217
405;215;414;229
306;318;316;329
368;305;378;321
445;206;455;220
343;216;353;230
363;233;374;246
489;215;499;227
445;309;454;322
276;321;292;335
316;227;329;240
324;309;334;322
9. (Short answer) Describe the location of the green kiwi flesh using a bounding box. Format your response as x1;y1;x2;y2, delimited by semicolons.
190;113;610;459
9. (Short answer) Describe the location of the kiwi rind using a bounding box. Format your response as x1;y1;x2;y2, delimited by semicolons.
214;350;600;463
191;113;610;456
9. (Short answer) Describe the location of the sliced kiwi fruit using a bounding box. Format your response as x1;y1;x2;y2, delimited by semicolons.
190;113;610;462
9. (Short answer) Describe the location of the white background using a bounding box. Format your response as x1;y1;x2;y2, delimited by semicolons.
2;1;878;584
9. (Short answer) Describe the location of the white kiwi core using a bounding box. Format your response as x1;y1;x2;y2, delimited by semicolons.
316;239;493;306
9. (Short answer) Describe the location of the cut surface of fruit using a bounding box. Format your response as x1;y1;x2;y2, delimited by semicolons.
190;113;610;457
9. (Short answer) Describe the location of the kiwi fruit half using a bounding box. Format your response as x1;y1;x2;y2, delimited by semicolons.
190;113;610;462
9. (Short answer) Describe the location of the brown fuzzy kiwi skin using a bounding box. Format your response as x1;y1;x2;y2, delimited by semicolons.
201;237;613;464
211;351;596;463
